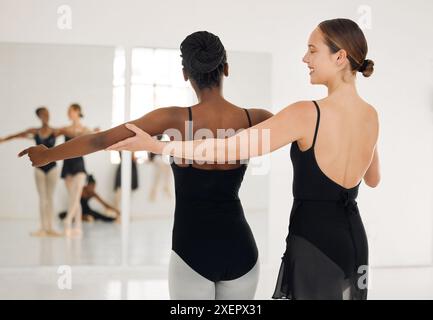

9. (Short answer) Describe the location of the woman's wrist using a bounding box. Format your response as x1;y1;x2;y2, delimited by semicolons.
45;148;56;162
153;140;168;155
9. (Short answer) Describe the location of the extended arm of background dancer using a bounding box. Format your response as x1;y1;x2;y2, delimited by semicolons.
0;128;38;143
18;107;178;167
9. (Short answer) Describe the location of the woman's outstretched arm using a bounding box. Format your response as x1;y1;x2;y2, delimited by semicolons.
19;107;180;167
0;128;37;143
107;101;309;162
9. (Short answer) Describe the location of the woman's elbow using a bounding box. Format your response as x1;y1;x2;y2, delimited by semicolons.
364;174;381;188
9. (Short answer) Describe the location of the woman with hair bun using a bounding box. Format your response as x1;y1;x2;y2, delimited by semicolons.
20;31;274;299
109;19;381;300
53;103;99;238
0;106;61;237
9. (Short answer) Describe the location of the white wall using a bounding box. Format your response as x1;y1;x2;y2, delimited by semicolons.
0;0;432;268
0;43;115;218
264;0;433;269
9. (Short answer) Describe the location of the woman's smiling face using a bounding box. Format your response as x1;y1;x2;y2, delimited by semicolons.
302;27;344;85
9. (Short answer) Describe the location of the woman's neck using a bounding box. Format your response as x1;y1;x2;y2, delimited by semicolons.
196;86;225;104
326;74;359;100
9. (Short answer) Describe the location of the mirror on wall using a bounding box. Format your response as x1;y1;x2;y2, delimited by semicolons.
0;43;272;270
0;43;122;266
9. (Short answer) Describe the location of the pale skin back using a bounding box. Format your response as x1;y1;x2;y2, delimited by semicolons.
294;98;380;189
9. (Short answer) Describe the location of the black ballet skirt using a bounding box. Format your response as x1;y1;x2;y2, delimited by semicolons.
60;136;86;178
272;101;369;300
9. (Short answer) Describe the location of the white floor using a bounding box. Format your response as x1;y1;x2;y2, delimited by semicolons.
0;211;268;267
0;219;432;299
1;264;433;300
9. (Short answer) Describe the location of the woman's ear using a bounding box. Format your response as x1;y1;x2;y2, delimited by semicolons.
336;49;348;67
223;63;229;77
182;68;188;81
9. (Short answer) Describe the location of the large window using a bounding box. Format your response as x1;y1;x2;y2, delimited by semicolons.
111;48;196;163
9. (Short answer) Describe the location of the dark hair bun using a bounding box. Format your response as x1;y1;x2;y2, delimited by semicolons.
359;59;374;77
70;103;84;118
181;31;226;74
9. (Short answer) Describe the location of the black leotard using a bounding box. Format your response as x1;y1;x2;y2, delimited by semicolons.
170;107;258;282
34;133;57;174
272;101;368;300
60;136;86;178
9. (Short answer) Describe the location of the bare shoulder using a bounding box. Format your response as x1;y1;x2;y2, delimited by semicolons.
265;101;316;143
132;106;190;135
53;126;68;136
150;106;187;119
359;102;380;145
365;103;379;122
244;107;274;125
154;106;186;114
360;102;380;129
26;128;39;135
134;106;187;123
247;100;316;138
281;100;317;121
61;125;73;134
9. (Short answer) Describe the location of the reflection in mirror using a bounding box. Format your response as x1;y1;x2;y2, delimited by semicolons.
0;43;121;266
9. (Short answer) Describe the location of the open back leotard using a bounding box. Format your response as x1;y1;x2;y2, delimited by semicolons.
60;136;86;178
272;101;369;300
170;107;258;282
34;133;57;174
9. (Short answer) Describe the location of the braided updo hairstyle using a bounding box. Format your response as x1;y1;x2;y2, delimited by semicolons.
180;31;227;89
